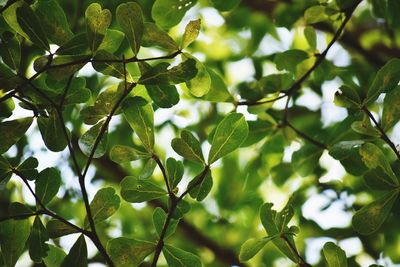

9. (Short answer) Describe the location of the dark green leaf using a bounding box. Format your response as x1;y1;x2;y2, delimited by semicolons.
139;62;179;108
56;33;89;55
364;167;398;190
35;168;61;205
63;77;91;105
78;120;108;158
258;73;294;95
0;156;12;183
60;235;87;267
16;4;49;50
352;189;399;235
181;19;201;49
87;187;120;226
46;220;79;238
116;2;144;55
152;207;178;238
37;110;68;152
138;158;157;179
85;3;111;52
208;113;249;164
162;244;201;267
28;216;49;262
188;169;212;201
351;115;380;137
47;55;88;80
0;34;20;70
32;0;73;45
120;176;167;203
0;218;30;267
172;130;205;164
210;0;241;11
329;140;367;176
323;242;347;267
107;237;155;267
122;97;154;152
0;117;33;153
139;58;197;85
142;22;178;50
16;157;38;181
152;0;197;29
110;145;150;163
166;158;184;189
171;199;191;219
364;58;400;105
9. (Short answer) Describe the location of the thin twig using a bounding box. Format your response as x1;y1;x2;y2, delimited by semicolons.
152;154;173;197
151;166;210;267
362;107;400;160
281;234;311;267
0;210;45;222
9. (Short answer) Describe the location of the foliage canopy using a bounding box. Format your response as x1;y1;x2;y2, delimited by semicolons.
0;0;400;266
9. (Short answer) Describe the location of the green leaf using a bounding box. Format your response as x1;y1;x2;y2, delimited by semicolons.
107;237;155;267
15;157;39;181
163;245;201;267
16;4;49;50
239;237;276;262
0;34;20;70
98;29;125;54
37;110;68;152
351;115;380;137
120;176;167;203
110;145;150;163
92;50;125;79
0;96;15;119
188;169;213;201
138;58;198;85
3;1;31;41
171;199;191;219
152;207;178;238
274;49;309;72
116;2;144;55
201;67;233;102
185;54;211;97
0;218;30;267
47;55;88;80
122;97;155;152
210;0;241;11
56;33;89;55
43;245;66;267
359;143;397;185
259;201;298;262
35;168;61;205
0;156;12;183
387;0;400;28
166;158;184;189
181;19;201;49
352;189;399;235
258;73;294;95
28;216;49;262
208;113;249;164
304;5;328;24
304;26;317;50
142;22;178;50
363;167;398;190
78;120;108;158
323;242;347;267
85;3;111;52
63;77;91;105
81;83;124;125
329;140;367;176
60;235;87;267
46;220;79;238
0;117;33;153
32;0;73;45
364;58;400;105
87;187;120;226
8;202;33;217
172;130;205;164
139;62;179;108
291;144;323;177
382;85;400;130
152;0;197;29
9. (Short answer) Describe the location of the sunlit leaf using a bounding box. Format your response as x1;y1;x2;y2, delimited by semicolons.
120;176;167;203
107;237;155;266
78;120;108;158
86;187;120;226
162;244;201;267
323;242;347;267
181;19;201;49
85;3;111;52
152;0;197;29
172;130;205;164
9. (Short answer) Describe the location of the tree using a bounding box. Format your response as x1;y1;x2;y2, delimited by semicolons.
0;0;399;266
